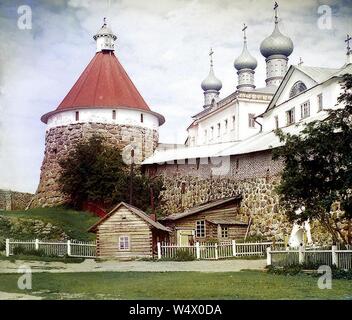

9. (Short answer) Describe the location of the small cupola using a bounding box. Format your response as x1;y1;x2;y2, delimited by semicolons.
93;18;117;52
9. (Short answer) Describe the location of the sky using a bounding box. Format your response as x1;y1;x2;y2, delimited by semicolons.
0;0;351;193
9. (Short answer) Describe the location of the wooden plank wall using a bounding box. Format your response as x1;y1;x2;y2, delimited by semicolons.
96;206;153;259
165;205;247;242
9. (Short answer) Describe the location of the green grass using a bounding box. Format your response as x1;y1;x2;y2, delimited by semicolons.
0;207;99;241
0;271;351;300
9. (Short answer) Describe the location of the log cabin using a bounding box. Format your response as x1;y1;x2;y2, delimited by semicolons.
159;196;248;245
89;202;170;259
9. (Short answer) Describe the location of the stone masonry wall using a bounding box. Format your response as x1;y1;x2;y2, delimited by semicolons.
32;122;158;208
145;150;330;242
0;190;33;211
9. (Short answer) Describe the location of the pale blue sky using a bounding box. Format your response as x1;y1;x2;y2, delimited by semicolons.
0;0;351;193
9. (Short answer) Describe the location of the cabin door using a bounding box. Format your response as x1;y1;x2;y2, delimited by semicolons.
177;229;194;246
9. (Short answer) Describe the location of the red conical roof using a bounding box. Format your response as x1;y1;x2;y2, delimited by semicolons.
41;51;164;124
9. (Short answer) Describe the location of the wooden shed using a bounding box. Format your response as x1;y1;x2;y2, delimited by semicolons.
89;202;170;259
160;197;248;245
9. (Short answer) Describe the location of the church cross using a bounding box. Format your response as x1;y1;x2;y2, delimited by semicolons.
298;57;304;66
274;2;279;23
346;34;352;53
242;23;247;41
209;48;214;67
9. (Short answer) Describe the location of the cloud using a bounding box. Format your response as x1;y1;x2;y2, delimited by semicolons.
0;0;351;192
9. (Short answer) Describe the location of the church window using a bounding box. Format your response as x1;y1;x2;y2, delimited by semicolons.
119;235;130;250
232;116;236;130
274;116;279;129
317;94;323;112
75;111;79;121
140;113;144;123
196;220;206;238
224;119;228;133
301;101;310;119
210;126;214;139
289;81;307;98
286;108;295;125
204;129;207;143
221;226;228;238
112;110;116;120
217;123;221;137
248;114;255;128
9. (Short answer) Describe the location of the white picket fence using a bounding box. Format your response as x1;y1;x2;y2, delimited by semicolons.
5;239;96;258
267;245;352;270
157;240;285;260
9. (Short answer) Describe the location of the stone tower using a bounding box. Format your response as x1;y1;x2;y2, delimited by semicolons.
32;20;165;208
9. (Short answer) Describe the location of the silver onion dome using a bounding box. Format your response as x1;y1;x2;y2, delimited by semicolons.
201;66;222;91
260;23;293;58
234;41;257;70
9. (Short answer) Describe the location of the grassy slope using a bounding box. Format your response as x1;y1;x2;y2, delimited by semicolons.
0;271;351;300
0;207;100;241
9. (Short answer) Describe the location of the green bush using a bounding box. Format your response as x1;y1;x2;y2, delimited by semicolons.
173;249;195;261
12;246;46;257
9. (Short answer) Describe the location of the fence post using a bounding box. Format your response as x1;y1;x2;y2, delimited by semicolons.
331;245;338;267
299;244;305;265
157;242;161;260
266;247;271;266
215;243;218;260
35;239;39;251
67;240;71;256
232;240;237;257
196;242;200;260
5;239;10;257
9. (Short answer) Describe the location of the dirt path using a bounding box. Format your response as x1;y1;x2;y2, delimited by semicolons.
0;258;266;273
0;291;42;300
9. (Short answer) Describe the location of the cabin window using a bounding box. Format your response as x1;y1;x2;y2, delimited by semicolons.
196;220;206;238
274;115;279;129
221;226;228;238
140;113;144;123
317;93;323;112
112;110;116;120
248;114;255;128
286;108;295;125
75;111;79;121
301;101;310;119
289;81;307;98
119;235;130;250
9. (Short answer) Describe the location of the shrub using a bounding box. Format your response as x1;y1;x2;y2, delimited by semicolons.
173;249;195;261
13;246;46;257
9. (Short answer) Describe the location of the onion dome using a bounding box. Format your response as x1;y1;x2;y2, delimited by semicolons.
260;19;293;58
234;24;257;70
201;67;222;91
201;49;222;91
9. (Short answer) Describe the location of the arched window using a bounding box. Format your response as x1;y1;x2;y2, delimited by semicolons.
289;81;307;98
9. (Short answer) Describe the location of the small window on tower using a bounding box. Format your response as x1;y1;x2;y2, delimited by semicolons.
140;113;144;123
75;111;79;121
112;110;116;120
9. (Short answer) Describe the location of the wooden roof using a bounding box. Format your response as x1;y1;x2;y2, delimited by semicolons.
160;196;242;221
89;202;171;232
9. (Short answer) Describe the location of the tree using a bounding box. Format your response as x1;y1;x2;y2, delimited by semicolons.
273;74;352;244
58;135;163;212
